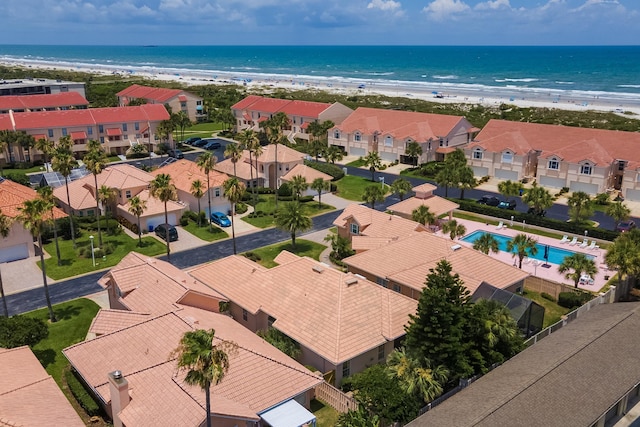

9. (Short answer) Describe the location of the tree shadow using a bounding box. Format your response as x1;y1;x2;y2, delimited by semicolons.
32;348;57;369
54;303;81;321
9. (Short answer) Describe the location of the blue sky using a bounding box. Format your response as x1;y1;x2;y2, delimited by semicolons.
1;0;637;45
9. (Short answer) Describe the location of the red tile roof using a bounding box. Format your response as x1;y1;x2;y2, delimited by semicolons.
70;131;87;140
0;92;89;111
106;128;122;136
116;84;183;103
0;179;66;219
231;95;331;118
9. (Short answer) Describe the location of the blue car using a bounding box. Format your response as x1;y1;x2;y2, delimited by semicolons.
203;140;222;150
210;211;231;227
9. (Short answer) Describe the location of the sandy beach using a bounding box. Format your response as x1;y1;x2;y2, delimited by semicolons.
4;58;640;116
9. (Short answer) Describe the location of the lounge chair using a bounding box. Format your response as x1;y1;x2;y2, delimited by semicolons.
496;221;504;230
523;257;531;265
560;235;569;244
587;241;597;250
569;236;578;246
580;239;589;248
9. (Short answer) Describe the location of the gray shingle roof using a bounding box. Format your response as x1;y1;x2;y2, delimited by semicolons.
408;302;640;427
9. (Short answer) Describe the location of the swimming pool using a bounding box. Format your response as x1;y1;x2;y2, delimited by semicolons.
461;230;594;265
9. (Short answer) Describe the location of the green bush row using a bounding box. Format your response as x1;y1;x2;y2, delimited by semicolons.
64;368;102;417
541;292;556;302
455;199;619;241
558;291;593;309
303;160;345;181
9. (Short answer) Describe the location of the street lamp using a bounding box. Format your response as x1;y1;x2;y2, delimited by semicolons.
379;176;385;188
89;235;95;267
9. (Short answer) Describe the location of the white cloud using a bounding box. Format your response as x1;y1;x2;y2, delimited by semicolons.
423;0;469;20
475;0;511;11
367;0;401;11
572;0;622;12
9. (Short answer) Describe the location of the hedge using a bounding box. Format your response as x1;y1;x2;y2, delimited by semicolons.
558;291;593;309
65;368;102;417
303;160;345;181
455;199;619;241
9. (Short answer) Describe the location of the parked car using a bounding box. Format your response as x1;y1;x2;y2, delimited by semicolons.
498;199;517;210
616;220;636;233
154;224;179;242
478;195;500;206
168;149;184;159
183;137;201;145
527;207;546;216
210;211;231;227
193;139;208;147
203;140;222;150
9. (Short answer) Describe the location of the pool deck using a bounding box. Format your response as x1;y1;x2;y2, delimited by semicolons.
435;218;614;293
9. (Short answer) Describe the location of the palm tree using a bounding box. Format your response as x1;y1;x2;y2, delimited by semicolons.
605;229;640;289
391;177;412;201
472;233;500;255
434;166;456;198
606;201;631;230
18;198;57;322
36;186;61;266
150;173;178;261
171;329;231;427
363;151;382;182
324;145;344;164
497;180;523;201
51;136;78;248
310;178;330;208
289;175;308;200
558;252;598;288
237;129;260;202
404;141;423;166
98;185;117;235
387;348;448;403
506;233;538;269
190;179;205;227
260;111;289;209
362;184;386;209
412;205;436;227
307;120;334;162
127;196;147;247
0;209;12;316
223;177;246;255
224;142;243;177
171;111;192;142
441;219;466;240
196;152;217;232
567;191;594;224
522;182;554;216
83;139;107;246
275;202;312;249
34;137;53;172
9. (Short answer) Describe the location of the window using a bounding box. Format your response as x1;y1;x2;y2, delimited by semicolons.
376;277;388;288
242;309;248;321
548;158;559;170
134;122;139;131
502;151;513;164
334;130;340;139
354;132;361;142
181;102;187;108
48;129;54;138
122;123;128;132
378;345;385;361
439;138;444;147
350;223;359;235
123;134;128;140
215;188;220;197
87;127;93;136
342;361;350;378
581;163;592;175
99;137;104;143
473;148;483;160
618;161;626;171
87;209;95;217
62;128;68;136
384;135;393;147
98;125;104;133
125;190;131;199
393;284;401;293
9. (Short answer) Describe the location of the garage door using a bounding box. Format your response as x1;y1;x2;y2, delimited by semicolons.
473;166;489;177
626;189;640;201
569;181;599;195
494;169;519;181
146;213;177;230
380;151;397;162
0;243;29;263
539;176;566;189
349;147;366;157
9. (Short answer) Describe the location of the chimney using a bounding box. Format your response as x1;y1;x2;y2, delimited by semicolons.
108;370;130;427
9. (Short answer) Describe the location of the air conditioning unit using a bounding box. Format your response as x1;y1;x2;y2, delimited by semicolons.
451;244;462;251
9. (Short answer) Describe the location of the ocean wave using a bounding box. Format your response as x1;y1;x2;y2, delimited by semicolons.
495;78;539;83
619;84;640;88
555;81;574;85
365;72;394;76
432;75;458;80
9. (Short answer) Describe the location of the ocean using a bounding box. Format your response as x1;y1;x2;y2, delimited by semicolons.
1;45;639;100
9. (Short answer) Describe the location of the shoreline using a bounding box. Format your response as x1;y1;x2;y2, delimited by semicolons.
3;58;640;116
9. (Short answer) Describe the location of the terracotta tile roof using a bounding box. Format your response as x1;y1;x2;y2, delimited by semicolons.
259;144;306;163
214;152;257;181
333;204;425;239
189;253;417;365
412;183;437;193
53;180;96;211
351;236;395;252
231;95;263;110
64;307;322;423
281;163;332;183
215;146;304;180
471;119;640;168
0;179;66;219
344;233;529;294
89;309;150;335
152;159;228;193
335;107;468;141
388;195;459;219
231;95;331;118
116;84;183;103
278;100;332;117
99;252;226;315
0;92;88;111
0;347;84;426
119;188;185;217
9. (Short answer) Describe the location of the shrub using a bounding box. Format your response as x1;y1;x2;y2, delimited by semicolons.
235;202;248;214
103;242;115;255
3;172;31;186
299;195;314;203
64;368;102;417
243;251;262;262
278;182;292;197
558;291;592;309
180;216;189;226
303;160;345;181
594;193;610;205
541;292;556;302
0;315;49;348
94;249;105;259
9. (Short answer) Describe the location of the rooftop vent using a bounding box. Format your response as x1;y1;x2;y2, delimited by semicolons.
312;265;324;274
345;277;358;286
112;370;123;379
451;244;462;251
354;274;366;280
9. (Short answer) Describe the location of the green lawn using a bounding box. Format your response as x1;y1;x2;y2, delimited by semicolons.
182;220;229;241
335;175;387;201
41;229;166;280
311;399;340;427
399;168;431;181
26;298;101;384
243;196;334;228
346;158;366;167
244;239;326;268
179;122;226;140
523;289;571;328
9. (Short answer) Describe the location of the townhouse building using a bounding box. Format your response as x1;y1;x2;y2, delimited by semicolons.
117;84;205;122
